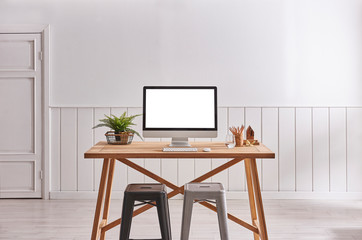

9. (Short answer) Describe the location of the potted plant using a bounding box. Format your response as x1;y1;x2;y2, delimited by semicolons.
93;112;143;144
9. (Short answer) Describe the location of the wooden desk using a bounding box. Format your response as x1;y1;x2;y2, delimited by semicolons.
85;141;275;240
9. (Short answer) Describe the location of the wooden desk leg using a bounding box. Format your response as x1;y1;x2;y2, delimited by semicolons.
100;159;116;240
250;158;268;240
245;158;260;240
91;158;110;240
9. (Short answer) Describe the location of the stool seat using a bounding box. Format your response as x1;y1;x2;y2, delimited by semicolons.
126;183;167;193
181;182;229;240
120;183;172;240
185;182;224;192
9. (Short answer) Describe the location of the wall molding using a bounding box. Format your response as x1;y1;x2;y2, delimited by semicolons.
49;191;362;200
50;105;362;108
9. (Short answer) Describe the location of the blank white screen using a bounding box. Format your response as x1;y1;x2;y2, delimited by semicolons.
145;89;215;128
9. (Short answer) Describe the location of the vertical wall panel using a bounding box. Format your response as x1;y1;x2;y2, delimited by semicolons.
261;108;278;191
329;108;346;192
127;159;145;184
178;159;194;185
347;108;362;192
77;108;94;191
295;108;313;191
50;108;61;191
211;108;228;189
161;158;178;192
211;160;228;188
127;108;145;183
312;108;329;192
60;108;77;191
228;107;245;191
194;158;212;180
194;158;211;181
144;159;161;183
110;107;128;191
245;108;262;180
279;108;295;191
93;108;111;190
179;158;194;185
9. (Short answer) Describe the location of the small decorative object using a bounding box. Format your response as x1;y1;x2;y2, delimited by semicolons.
246;126;254;141
225;133;235;148
229;125;245;147
93;112;143;145
244;139;258;146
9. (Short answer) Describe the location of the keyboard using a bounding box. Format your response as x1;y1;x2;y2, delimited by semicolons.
163;147;198;152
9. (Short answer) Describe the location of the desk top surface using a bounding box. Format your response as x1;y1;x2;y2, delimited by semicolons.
84;141;275;159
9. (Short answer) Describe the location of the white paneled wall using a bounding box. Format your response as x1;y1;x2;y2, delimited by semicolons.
329;108;346;192
279;108;295;191
295;108;313;191
346;108;362;192
261;108;278;191
50;107;362;199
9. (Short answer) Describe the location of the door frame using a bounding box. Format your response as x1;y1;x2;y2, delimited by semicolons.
0;25;50;199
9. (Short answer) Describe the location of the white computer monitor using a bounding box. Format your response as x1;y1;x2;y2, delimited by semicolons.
143;86;218;147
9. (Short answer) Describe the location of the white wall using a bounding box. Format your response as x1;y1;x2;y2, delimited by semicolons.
1;0;361;107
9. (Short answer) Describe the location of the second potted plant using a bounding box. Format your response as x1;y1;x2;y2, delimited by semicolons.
93;112;143;145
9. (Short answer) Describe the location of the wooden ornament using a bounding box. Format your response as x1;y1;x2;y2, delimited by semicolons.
246;126;254;140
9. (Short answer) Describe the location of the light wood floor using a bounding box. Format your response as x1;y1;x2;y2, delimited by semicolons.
0;199;361;240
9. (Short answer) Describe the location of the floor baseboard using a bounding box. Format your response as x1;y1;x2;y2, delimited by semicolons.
49;191;362;200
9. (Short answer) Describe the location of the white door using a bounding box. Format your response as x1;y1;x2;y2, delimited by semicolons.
0;33;42;198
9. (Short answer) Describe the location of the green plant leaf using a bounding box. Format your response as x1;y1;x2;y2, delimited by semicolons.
92;123;111;129
126;128;144;141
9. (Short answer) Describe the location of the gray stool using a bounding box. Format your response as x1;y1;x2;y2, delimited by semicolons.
180;182;229;240
120;183;172;240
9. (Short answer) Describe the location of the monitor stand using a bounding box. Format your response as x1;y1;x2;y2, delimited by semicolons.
169;137;191;147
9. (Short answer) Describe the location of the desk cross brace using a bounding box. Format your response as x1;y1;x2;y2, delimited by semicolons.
92;157;268;240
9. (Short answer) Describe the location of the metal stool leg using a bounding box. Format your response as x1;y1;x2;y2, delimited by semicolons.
180;191;195;240
216;194;229;240
156;194;172;240
119;194;135;240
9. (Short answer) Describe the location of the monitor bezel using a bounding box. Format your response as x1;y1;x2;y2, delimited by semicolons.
143;86;218;131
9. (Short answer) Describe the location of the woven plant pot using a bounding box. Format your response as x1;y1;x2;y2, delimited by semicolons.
234;133;243;147
105;131;134;145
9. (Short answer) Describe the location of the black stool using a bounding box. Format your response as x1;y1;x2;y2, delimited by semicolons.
119;183;172;240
